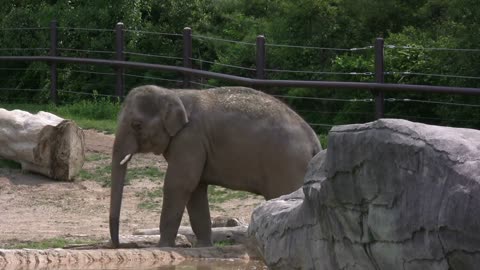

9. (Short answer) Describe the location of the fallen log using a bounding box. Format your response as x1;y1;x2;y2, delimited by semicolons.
0;108;85;181
133;225;250;246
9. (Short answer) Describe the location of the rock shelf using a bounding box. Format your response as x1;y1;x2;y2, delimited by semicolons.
0;245;258;270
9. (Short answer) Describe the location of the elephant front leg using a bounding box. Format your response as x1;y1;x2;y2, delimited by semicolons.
158;183;192;247
158;130;207;247
187;184;212;247
158;149;205;247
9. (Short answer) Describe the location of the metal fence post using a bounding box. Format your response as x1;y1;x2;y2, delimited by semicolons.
115;22;125;98
183;27;192;88
49;20;58;104
256;35;266;80
374;38;385;119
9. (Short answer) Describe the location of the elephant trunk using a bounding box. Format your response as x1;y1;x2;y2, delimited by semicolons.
109;131;137;248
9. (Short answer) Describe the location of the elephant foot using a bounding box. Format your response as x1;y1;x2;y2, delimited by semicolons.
195;239;213;247
158;239;175;248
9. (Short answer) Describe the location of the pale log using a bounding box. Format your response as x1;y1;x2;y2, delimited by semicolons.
0;108;85;181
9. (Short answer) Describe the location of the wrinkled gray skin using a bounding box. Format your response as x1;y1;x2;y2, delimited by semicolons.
110;85;321;247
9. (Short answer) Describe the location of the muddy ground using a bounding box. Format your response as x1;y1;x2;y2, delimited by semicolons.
0;129;264;247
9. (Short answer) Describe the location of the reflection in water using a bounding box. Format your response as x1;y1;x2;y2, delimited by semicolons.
129;260;267;270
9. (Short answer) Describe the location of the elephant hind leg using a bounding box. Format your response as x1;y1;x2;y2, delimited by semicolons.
187;184;213;247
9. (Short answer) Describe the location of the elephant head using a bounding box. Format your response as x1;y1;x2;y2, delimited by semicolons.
109;85;188;247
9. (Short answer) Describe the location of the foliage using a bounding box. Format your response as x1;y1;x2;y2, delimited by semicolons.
318;134;328;149
1;0;479;130
0;159;22;169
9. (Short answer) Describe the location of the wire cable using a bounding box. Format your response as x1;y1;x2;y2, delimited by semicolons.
0;87;44;92
386;44;480;53
124;29;182;37
58;89;116;97
0;98;38;102
266;43;374;52
125;51;183;61
58;68;116;76
266;68;373;76
384;114;444;121
191;34;255;46
297;110;372;116
273;94;374;102
190;58;256;71
58;27;114;32
384;113;479;124
385;98;480;108
58;48;115;55
0;67;48;71
385;71;480;80
189;81;217;88
0;48;49;51
124;73;183;83
0;27;49;31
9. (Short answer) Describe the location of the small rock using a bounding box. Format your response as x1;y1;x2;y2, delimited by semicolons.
212;216;245;228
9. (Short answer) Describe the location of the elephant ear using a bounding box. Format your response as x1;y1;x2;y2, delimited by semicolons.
163;95;188;136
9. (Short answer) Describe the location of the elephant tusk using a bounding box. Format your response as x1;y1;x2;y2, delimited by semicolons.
120;154;132;165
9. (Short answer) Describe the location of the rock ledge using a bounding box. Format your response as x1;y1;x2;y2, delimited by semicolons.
0;245;256;270
249;119;480;270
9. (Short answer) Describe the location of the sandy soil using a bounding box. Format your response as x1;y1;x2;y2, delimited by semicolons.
0;129;264;247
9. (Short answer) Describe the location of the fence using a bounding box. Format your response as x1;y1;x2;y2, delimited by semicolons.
1;20;480;127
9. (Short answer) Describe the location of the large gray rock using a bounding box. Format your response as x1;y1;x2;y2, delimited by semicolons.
248;119;480;270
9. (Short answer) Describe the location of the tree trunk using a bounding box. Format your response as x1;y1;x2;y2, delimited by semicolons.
0;108;85;181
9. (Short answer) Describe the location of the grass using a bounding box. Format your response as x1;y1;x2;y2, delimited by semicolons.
78;164;112;187
0;158;22;169
74;118;117;134
214;239;235;247
137;188;163;210
4;238;96;249
0;98;120;134
79;154;165;187
127;167;164;182
85;153;109;162
136;184;251;210
208;186;252;204
209;204;226;213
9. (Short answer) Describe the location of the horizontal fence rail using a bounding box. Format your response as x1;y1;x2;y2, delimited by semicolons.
1;20;480;122
2;56;480;96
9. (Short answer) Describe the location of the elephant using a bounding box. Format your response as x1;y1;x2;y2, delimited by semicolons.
110;85;321;247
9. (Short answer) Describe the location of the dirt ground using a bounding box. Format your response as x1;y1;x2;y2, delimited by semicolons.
0;129;264;247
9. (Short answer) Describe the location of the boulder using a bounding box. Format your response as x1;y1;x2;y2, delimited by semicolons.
248;119;480;270
0;109;85;181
